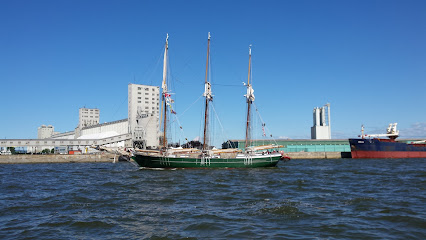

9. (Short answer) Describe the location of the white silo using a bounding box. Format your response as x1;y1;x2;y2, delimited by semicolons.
320;106;326;126
315;107;320;126
311;103;331;139
312;109;316;126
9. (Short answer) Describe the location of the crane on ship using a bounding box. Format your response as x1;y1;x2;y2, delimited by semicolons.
359;123;399;140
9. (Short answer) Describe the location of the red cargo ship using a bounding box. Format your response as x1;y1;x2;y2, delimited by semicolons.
349;123;426;159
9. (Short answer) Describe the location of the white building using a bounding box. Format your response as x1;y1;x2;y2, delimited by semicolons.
51;131;75;139
128;84;160;149
311;103;331;139
32;125;57;153
38;125;55;139
78;119;129;151
32;84;160;151
79;108;100;128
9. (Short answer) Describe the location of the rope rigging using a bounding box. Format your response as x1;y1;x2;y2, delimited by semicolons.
211;104;236;149
253;102;279;146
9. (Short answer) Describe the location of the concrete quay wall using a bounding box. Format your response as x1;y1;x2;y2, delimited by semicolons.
0;152;353;164
286;152;351;159
0;153;117;164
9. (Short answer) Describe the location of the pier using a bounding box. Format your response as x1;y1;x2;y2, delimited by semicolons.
0;153;117;164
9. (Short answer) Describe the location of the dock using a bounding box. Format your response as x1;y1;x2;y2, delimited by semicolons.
0;153;118;164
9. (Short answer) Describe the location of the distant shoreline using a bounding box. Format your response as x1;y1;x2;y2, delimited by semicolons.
0;152;352;164
0;153;118;164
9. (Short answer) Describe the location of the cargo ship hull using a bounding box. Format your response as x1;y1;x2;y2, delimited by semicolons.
349;138;426;159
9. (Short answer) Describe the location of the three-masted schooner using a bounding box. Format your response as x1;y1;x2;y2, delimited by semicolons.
132;33;284;168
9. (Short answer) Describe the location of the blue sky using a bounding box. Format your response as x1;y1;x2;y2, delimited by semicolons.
1;0;425;146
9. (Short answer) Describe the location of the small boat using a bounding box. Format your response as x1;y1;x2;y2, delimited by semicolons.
132;33;286;168
349;123;426;158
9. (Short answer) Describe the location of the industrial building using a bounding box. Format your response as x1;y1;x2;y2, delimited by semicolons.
79;108;100;128
227;139;350;153
37;125;58;139
311;103;331;139
43;83;161;150
2;83;160;153
128;83;160;149
44;84;161;151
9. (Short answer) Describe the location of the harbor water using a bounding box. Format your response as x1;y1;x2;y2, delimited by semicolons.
1;158;425;239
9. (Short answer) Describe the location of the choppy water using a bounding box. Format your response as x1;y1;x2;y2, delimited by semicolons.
0;158;425;239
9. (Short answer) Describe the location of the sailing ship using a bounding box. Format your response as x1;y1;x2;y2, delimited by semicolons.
132;33;286;168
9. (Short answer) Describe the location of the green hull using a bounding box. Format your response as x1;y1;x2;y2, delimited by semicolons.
132;154;281;168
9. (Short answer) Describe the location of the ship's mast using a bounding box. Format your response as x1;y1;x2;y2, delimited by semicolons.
245;45;255;149
161;34;169;150
202;32;213;151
